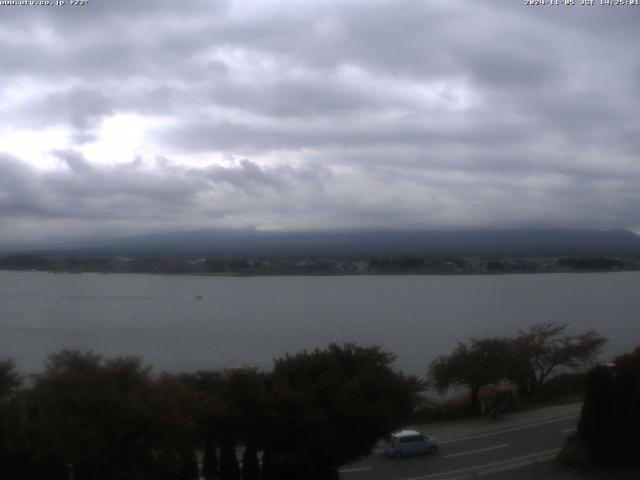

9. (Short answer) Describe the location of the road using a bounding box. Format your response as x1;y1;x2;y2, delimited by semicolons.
339;414;579;480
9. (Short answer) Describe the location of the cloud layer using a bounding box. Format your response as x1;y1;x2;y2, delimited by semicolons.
1;0;639;247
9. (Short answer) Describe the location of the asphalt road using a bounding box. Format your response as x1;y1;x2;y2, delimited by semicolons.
339;414;579;480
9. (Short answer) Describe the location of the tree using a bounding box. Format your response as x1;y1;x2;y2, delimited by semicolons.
242;442;260;480
219;433;240;480
575;345;640;467
578;365;614;465
177;446;199;480
1;359;27;479
0;359;72;480
607;346;640;466
183;369;270;480
202;432;219;480
178;371;224;480
217;371;271;447
509;323;607;398
146;373;200;479
263;343;421;478
0;359;21;400
31;350;160;480
430;337;511;413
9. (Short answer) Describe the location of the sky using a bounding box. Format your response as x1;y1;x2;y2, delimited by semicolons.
1;0;639;248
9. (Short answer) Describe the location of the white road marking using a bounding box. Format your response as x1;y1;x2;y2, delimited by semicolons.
401;448;561;480
444;444;508;458
479;453;558;475
439;414;579;445
338;466;373;473
477;460;531;475
562;427;577;433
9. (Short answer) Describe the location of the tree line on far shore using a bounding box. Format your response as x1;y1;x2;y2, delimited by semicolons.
0;323;609;479
1;252;636;276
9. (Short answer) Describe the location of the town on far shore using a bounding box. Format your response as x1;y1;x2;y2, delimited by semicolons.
1;253;639;276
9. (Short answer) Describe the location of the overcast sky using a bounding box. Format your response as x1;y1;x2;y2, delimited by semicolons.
1;0;639;247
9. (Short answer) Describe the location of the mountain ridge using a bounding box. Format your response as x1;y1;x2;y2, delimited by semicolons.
11;228;640;259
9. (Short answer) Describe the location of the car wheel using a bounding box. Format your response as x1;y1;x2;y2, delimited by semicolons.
428;445;439;455
393;451;402;460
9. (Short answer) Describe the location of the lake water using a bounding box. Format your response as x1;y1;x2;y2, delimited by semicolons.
1;270;639;376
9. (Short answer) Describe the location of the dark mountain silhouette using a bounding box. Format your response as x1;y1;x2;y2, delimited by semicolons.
19;228;640;259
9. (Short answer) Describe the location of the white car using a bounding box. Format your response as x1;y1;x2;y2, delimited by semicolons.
385;430;439;459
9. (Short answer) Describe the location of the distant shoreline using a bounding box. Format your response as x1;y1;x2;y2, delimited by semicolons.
2;266;639;278
2;251;639;277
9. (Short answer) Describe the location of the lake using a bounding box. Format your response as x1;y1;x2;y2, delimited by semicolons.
1;270;639;376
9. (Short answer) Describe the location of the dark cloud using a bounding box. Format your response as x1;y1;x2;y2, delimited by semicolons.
0;155;44;217
0;153;336;240
1;0;639;245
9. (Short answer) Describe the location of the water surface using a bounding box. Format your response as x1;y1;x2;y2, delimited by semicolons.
1;270;638;375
